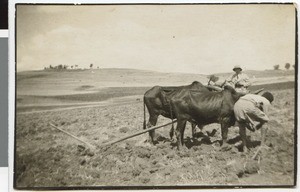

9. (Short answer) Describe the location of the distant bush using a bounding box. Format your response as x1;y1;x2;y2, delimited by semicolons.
273;65;280;70
44;64;69;71
285;63;291;70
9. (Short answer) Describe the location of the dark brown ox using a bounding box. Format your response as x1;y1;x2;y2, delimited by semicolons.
143;81;208;144
170;85;242;150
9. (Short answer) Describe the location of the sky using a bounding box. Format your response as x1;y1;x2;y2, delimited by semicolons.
16;4;296;74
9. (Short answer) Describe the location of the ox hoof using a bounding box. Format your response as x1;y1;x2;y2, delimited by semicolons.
242;147;249;153
143;142;154;148
169;138;176;144
176;143;188;151
261;144;270;150
148;140;159;145
144;138;155;145
220;144;232;151
207;129;217;137
176;145;184;151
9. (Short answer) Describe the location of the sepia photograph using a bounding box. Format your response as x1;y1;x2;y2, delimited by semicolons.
14;3;296;189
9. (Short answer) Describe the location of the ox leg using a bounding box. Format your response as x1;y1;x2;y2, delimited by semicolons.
220;123;232;151
181;121;187;145
175;119;187;150
147;115;158;144
260;123;268;147
239;122;248;153
221;124;229;145
169;123;174;141
191;123;197;138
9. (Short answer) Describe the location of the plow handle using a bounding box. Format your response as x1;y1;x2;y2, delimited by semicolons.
49;123;96;150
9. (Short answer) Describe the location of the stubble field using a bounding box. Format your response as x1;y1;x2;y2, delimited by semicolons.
15;69;296;188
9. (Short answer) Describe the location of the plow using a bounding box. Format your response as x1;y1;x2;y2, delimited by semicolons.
49;120;177;150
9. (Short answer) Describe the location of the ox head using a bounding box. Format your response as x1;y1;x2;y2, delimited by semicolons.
191;81;203;86
223;85;236;93
191;81;207;90
223;85;243;102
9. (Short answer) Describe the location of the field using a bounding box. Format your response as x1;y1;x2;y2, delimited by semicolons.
15;69;296;188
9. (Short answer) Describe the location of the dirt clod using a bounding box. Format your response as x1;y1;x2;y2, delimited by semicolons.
132;169;141;177
80;159;86;166
149;168;159;174
77;145;86;152
119;127;129;133
244;160;260;174
140;177;150;184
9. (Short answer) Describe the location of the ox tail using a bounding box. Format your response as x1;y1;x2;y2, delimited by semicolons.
169;103;175;140
143;97;146;130
170;104;174;129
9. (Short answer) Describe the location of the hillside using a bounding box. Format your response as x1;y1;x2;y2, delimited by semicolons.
17;68;208;96
16;68;295;110
17;68;295;97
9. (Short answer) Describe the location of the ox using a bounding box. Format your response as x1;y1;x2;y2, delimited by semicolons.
170;85;242;150
143;81;208;144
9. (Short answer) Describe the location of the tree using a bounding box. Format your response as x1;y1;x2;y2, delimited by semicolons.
285;63;290;70
71;66;73;69
58;64;63;69
90;63;93;69
273;65;280;70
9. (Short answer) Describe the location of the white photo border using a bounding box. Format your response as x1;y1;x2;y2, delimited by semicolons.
9;1;299;191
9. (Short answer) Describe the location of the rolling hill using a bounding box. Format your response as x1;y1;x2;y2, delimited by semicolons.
16;68;295;108
17;68;295;96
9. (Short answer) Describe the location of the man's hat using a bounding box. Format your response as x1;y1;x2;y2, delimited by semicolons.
262;91;274;103
233;65;242;71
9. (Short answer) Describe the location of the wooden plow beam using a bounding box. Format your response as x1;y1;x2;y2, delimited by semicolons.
104;120;177;147
49;120;177;150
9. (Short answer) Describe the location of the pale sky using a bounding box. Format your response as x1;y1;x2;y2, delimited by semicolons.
16;4;296;74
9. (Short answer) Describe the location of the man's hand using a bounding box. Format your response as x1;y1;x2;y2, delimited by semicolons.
255;122;264;130
245;122;255;132
236;81;245;87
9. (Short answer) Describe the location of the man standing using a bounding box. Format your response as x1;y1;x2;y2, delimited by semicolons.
226;65;251;93
233;92;274;152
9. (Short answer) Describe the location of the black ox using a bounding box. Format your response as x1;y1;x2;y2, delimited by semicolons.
170;85;242;150
143;81;208;144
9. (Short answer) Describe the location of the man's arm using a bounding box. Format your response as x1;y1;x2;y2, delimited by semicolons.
262;101;270;115
225;74;235;87
226;74;234;82
255;102;270;130
237;74;251;87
